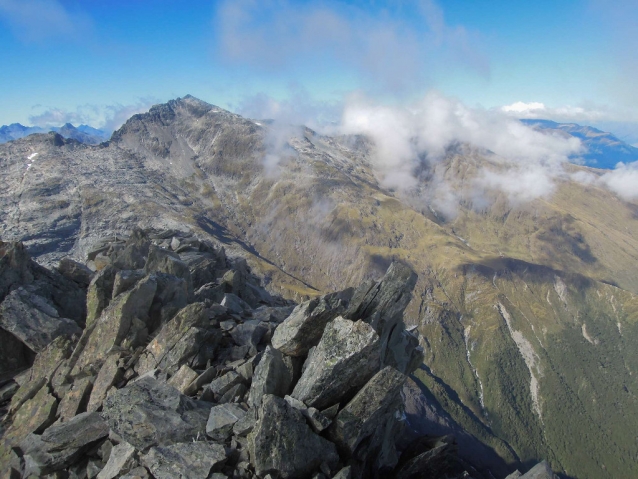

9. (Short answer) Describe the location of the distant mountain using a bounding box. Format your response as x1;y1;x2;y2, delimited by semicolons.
521;119;638;169
0;123;44;142
2;97;638;478
0;122;108;145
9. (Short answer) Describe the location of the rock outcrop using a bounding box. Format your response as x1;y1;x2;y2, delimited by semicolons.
0;229;561;479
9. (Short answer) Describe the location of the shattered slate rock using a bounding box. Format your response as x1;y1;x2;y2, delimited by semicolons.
167;364;199;394
96;441;136;479
141;442;227;479
247;346;294;409
230;319;268;349
57;257;94;286
20;412;109;476
111;269;146;299
206;403;247;441
328;366;406;455
248;395;339;479
57;376;94;421
85;265;118;326
0;287;82;353
291;317;380;409
221;293;250;314
136;302;211;376
101;377;210;451
86;352;124;412
271;290;351;356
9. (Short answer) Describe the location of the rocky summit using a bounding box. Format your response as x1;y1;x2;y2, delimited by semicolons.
0;229;556;478
2;96;637;478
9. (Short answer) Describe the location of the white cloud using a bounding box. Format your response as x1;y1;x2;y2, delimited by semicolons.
0;0;91;43
29;98;159;132
600;162;638;200
215;0;488;94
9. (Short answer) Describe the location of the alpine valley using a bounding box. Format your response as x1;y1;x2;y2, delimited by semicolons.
2;96;638;479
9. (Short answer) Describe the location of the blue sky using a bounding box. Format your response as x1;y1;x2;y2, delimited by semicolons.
1;0;637;141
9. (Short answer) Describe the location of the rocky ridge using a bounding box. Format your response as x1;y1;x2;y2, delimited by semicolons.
0;228;558;478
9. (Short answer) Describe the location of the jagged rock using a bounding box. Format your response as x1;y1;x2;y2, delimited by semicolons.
57;257;94;286
221;293;250;314
112;269;146;299
0;287;82;353
291;317;380;409
328;366;406;455
57;376;93;421
518;461;558;479
167;364;199;394
206;403;247;441
218;382;248;403
248;395;339;479
0;381;19;402
101;377;210;450
3;383;58;447
86;266;118;326
247;346;294;408
193;282;225;304
73;276;157;373
332;466;352;479
10;335;74;413
207;370;245;399
145;245;193;297
142;442;227;479
183;365;217;396
0;241;34;301
233;409;257;437
393;435;470;479
86;352;124;412
505;472;522;479
110;229;151;270
230;319;268;349
284;395;332;433
120;466;150;479
253;305;295;324
148;272;189;332
384;327;424;375
20;412;109;476
0;326;35;375
271;290;352;356
96;441;136;479
136;303;212;376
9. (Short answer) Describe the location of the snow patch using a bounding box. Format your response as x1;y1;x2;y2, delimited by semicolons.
27;152;38;160
498;302;544;421
617;322;623;335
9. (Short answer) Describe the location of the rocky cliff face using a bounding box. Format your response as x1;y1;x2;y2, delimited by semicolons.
0;230;547;479
1;96;637;478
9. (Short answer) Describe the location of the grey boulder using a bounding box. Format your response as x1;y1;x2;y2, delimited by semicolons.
248;394;339;479
291;317;380;410
101;377;210;451
20;412;109;476
206;403;247;441
141;441;227;479
271;290;351;356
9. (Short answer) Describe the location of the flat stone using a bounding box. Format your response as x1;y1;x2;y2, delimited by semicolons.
206;403;247;441
167;364;199;394
248;395;339;479
0;288;82;353
86;352;124;413
328;366;406;454
247;346;294;409
21;412;109;476
57;376;94;421
271;290;351;356
96;441;136;479
136;303;211;376
101;377;210;451
291;317;380;410
141;442;227;479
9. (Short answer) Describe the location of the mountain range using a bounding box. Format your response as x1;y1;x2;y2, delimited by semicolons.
1;95;638;478
521;119;638;169
0;123;108;145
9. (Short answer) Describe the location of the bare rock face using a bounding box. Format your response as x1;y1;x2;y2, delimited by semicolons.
141;442;227;479
0;287;82;353
291;317;381;409
271;289;352;356
20;412;109;476
328;366;406;455
101;377;210;451
248;394;339;479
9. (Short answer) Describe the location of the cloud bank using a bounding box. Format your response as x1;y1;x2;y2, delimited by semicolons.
339;92;583;208
29;98;159;132
215;0;488;94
